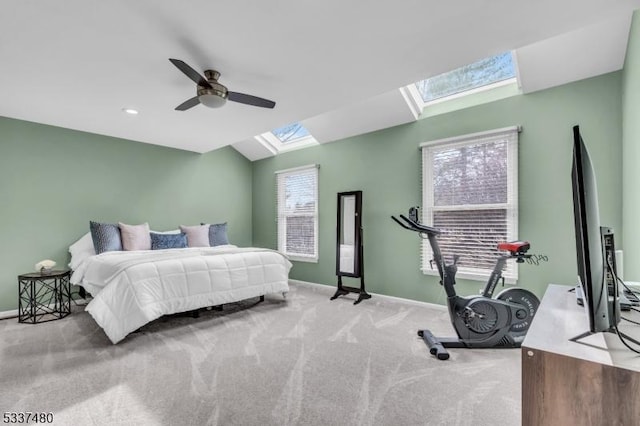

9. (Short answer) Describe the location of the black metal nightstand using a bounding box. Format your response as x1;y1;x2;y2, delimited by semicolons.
18;269;71;323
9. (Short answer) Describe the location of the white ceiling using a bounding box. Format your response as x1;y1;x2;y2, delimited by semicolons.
1;1;638;156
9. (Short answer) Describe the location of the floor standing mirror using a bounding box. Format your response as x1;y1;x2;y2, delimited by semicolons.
330;190;370;304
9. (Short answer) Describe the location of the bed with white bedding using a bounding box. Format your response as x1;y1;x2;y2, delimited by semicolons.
71;245;292;344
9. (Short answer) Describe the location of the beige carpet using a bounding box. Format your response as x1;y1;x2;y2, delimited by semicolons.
0;282;521;426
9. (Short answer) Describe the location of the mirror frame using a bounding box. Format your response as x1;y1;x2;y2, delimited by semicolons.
335;190;362;278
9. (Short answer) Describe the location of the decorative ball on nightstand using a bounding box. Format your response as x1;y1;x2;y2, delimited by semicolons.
35;259;56;275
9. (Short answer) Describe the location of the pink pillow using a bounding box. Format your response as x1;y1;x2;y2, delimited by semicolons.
179;224;210;247
119;222;152;251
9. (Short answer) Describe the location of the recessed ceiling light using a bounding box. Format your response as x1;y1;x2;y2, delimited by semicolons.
122;108;139;115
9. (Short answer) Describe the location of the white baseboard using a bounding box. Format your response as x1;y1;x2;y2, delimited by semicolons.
0;309;19;320
288;279;447;311
0;297;91;321
3;280;444;319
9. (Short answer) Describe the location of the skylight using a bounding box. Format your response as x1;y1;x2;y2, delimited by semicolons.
255;121;318;154
271;123;311;144
415;52;516;103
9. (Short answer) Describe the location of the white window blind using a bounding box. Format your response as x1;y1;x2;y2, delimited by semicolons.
276;165;319;262
421;127;519;283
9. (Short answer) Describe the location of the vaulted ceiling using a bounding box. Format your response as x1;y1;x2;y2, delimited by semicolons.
1;1;638;157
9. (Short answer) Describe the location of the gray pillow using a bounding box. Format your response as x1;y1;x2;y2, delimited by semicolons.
89;221;122;254
180;224;211;247
202;222;230;246
119;222;152;251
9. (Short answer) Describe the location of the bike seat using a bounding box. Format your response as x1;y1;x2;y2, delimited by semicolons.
497;241;530;255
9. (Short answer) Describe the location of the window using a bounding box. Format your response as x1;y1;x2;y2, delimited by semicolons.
420;127;519;283
271;123;311;144
276;164;319;262
256;122;318;154
413;51;517;104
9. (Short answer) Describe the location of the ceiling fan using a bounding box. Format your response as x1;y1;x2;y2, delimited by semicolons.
169;58;276;110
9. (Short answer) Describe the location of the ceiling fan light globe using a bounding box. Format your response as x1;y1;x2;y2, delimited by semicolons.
198;94;227;108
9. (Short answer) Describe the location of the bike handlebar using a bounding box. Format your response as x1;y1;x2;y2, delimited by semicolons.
391;214;442;235
391;215;414;231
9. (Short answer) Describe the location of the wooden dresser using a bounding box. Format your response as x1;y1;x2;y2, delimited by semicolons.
522;284;640;426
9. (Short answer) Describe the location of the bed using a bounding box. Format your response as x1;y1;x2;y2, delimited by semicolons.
70;240;292;344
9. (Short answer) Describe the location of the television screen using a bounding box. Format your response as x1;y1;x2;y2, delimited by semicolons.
571;125;619;335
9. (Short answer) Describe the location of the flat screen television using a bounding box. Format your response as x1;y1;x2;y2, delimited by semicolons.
571;125;620;339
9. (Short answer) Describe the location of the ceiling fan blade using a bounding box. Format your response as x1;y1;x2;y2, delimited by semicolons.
228;92;276;109
175;96;200;111
169;58;212;88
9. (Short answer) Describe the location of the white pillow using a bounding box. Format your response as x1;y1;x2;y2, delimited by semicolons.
69;232;96;270
151;229;181;234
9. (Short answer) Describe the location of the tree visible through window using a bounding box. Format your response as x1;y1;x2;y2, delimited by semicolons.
421;128;519;282
416;52;516;103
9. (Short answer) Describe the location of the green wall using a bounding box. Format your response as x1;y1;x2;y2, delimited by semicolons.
253;72;622;304
0;117;253;312
0;62;628;312
623;10;640;281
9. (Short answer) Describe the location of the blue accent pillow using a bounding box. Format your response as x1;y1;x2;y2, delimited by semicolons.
90;221;122;254
150;232;188;250
202;222;229;246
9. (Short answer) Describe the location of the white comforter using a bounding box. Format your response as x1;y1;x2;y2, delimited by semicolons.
74;246;292;344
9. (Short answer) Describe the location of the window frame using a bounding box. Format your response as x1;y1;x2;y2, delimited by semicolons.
420;77;517;107
405;51;520;114
275;164;319;263
420;126;520;283
256;123;319;154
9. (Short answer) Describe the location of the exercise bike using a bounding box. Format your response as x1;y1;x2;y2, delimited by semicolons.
392;208;540;360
